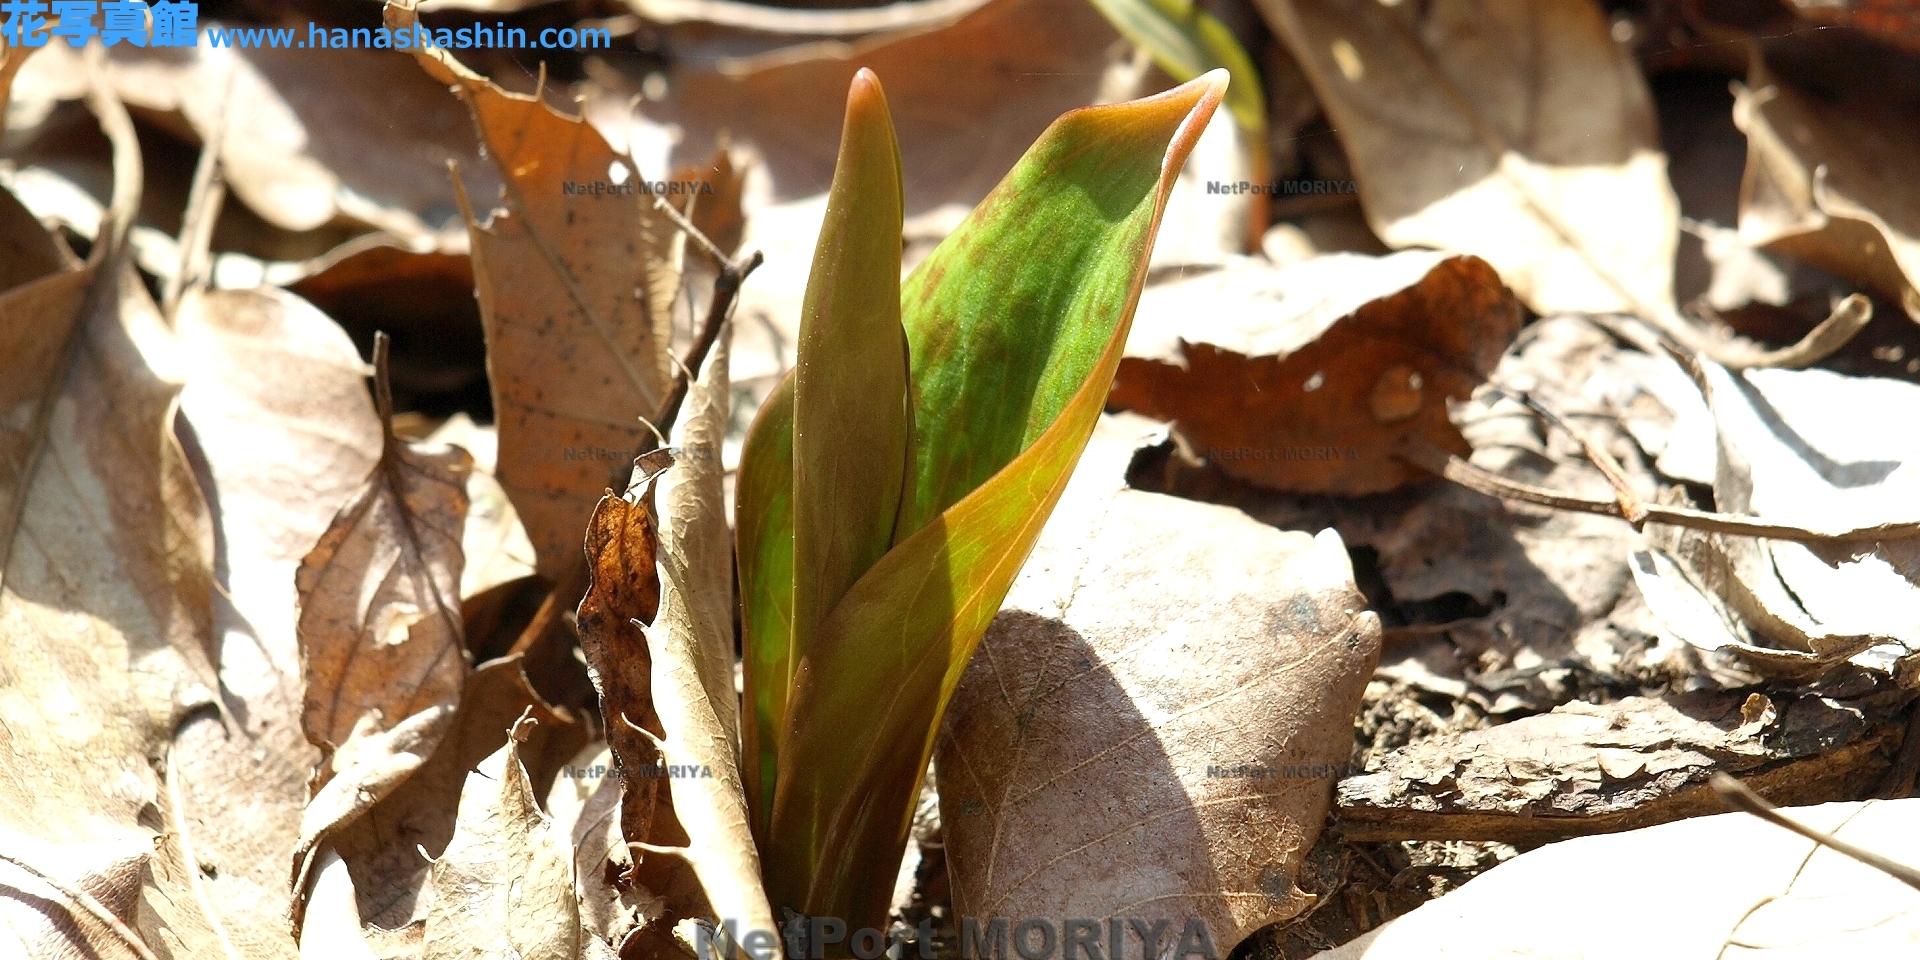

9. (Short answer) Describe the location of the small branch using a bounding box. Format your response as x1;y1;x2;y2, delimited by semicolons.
1399;439;1920;543
651;247;763;437
1711;773;1920;892
652;194;729;268
0;851;163;960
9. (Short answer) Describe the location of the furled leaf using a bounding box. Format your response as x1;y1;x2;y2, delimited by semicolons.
753;71;1228;927
1735;58;1920;316
1110;251;1521;494
937;418;1382;960
290;353;474;912
421;715;582;960
388;0;681;579
1309;798;1920;959
736;372;794;828
1255;0;1679;318
767;68;914;834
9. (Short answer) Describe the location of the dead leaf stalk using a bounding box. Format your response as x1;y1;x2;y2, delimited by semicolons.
1399;440;1920;542
1711;773;1920;892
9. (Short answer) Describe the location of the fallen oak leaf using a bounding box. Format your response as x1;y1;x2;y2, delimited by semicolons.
937;417;1382;960
291;335;473;924
1111;251;1521;494
388;0;684;579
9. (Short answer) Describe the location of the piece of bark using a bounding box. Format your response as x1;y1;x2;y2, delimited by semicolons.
1336;691;1900;844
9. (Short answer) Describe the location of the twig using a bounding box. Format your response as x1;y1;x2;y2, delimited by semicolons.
1490;387;1647;525
1710;773;1920;892
651;247;763;436
1399;439;1920;542
0;851;164;960
162;64;233;317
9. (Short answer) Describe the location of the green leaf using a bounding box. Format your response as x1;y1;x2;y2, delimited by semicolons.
735;371;793;838
792;67;912;695
760;70;1229;927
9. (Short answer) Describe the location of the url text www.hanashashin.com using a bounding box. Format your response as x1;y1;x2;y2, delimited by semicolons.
2;1;611;49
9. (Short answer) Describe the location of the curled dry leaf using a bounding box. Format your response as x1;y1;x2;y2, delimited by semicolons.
1735;58;1920;315
1111;251;1521;494
301;655;586;938
1632;362;1920;684
420;715;581;960
423;413;539;601
1255;0;1679;318
388;0;683;579
936;418;1382;960
291;367;473;912
1337;691;1899;844
578;324;772;942
170;285;384;939
1311;798;1920;959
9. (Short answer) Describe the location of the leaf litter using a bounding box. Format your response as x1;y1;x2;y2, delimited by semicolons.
7;3;1920;960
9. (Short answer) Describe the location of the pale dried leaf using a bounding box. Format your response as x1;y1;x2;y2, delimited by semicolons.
420;715;581;960
424;414;538;599
1735;60;1920;312
14;41;494;240
309;656;585;937
1311;799;1920;959
635;325;773;939
1643;363;1920;683
937;417;1382;960
1256;0;1679;317
170;285;384;939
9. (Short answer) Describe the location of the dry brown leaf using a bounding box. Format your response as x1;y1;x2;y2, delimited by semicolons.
1255;0;1680;318
14;41;493;241
936;417;1382;960
1112;251;1521;494
576;475;665;857
422;413;538;601
0;34;34;143
577;326;770;942
1783;0;1920;54
1310;798;1920;959
291;363;474;911
169;285;385;942
420;715;581;960
304;655;585;938
1337;691;1898;844
384;1;683;578
1735;58;1920;315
